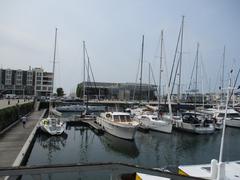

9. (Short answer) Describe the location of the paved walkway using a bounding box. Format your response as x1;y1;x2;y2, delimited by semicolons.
0;99;33;110
0;110;44;168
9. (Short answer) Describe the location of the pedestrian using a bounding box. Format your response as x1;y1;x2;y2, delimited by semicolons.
22;116;27;128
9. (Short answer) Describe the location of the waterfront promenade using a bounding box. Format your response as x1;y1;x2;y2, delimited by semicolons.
0;110;44;170
0;99;33;110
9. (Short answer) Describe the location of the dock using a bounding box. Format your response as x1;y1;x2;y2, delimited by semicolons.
0;109;45;179
66;115;104;134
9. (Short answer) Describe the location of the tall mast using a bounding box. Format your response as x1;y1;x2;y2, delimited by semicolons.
194;43;199;112
148;62;151;102
52;28;58;96
139;35;144;103
158;30;163;117
221;46;225;104
83;41;86;102
49;28;58;115
177;16;184;103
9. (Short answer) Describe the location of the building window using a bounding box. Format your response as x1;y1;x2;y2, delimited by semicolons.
36;86;41;90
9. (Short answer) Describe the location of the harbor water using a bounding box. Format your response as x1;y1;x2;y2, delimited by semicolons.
23;112;240;180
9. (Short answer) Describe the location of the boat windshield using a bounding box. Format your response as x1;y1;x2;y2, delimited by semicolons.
227;113;240;118
113;115;131;122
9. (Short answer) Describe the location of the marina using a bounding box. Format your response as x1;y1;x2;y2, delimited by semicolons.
24;111;240;179
0;1;240;179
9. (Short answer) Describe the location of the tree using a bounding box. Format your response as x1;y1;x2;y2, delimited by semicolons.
56;87;64;97
76;84;83;98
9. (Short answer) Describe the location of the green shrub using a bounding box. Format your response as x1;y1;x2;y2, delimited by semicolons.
0;102;34;132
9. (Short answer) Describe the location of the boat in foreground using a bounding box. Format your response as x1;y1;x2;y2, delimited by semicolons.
178;159;240;180
96;112;139;140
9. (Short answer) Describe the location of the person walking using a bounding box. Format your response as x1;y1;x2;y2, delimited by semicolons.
22;116;27;128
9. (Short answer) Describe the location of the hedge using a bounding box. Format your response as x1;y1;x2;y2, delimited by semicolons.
0;102;34;132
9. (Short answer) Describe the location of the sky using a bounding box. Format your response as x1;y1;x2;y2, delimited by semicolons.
0;0;239;95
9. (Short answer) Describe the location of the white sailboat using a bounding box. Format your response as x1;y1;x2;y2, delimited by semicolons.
39;28;66;135
137;31;172;133
172;43;215;134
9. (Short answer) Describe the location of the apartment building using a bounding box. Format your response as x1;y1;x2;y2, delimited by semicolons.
0;67;53;97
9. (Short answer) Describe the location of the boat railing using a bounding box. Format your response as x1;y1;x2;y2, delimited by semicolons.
0;162;202;180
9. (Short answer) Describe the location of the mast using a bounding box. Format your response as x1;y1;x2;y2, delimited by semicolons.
83;41;86;103
148;63;151;102
221;46;225;104
158;30;163;118
177;16;184;104
139;35;144;103
52;28;58;96
219;71;232;163
49;27;58;115
194;43;199;112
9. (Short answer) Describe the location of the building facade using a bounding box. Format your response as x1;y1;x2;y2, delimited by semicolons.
0;67;53;97
77;81;158;101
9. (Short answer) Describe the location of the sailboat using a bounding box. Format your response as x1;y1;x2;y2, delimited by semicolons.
178;71;240;179
172;43;215;134
137;31;172;133
39;28;66;135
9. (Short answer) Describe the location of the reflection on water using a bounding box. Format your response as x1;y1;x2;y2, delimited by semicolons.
25;112;240;179
99;133;139;158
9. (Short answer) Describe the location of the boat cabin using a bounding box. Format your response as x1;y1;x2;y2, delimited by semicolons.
105;112;132;122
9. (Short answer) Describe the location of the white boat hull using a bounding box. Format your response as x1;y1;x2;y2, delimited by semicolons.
174;121;215;134
39;118;66;135
96;117;137;140
139;119;172;133
226;118;240;128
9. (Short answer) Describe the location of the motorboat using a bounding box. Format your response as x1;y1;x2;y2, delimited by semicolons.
136;114;172;133
212;108;240;128
173;112;215;134
56;104;85;112
200;106;240;128
96;112;139;140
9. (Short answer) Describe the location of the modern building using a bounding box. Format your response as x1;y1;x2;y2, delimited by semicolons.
77;81;158;101
34;68;53;96
0;67;53;97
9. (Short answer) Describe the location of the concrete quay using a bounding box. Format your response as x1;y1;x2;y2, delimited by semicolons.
0;109;45;179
